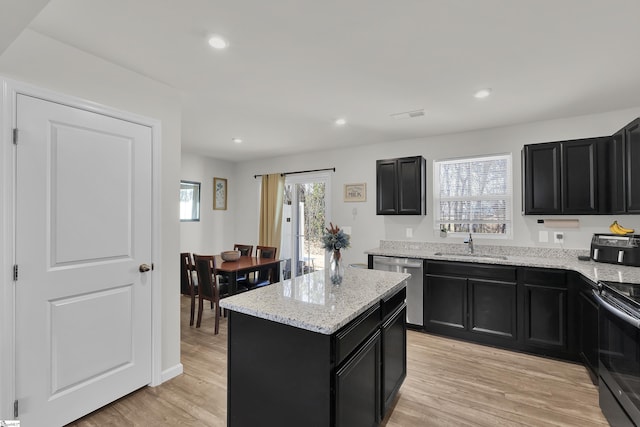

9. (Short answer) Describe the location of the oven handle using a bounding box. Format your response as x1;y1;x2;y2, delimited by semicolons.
592;289;640;329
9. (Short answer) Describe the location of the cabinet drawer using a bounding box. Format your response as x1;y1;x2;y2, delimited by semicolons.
522;268;566;287
335;304;381;366
426;261;516;282
381;287;406;322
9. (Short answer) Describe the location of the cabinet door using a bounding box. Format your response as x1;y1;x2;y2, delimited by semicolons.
335;331;381;427
376;159;398;214
469;279;517;340
523;284;567;351
625;119;640;212
397;156;424;215
608;131;626;214
562;139;598;214
424;274;467;331
381;306;406;417
524;143;561;214
578;290;599;381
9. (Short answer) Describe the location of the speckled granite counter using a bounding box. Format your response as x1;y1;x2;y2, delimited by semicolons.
366;240;640;284
219;267;410;334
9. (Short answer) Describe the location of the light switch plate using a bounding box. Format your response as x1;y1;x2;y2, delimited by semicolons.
406;228;413;238
539;231;548;243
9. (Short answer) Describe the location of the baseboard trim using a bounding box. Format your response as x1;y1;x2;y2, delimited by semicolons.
159;363;183;384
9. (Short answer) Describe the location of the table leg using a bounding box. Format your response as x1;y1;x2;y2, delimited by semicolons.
230;271;238;294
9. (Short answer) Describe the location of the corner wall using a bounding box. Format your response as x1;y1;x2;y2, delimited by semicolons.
180;152;238;255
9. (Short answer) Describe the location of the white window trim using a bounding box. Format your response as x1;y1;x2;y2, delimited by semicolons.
433;153;513;240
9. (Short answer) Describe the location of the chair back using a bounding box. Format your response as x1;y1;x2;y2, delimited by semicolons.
193;254;218;302
257;245;277;259
180;252;194;295
256;246;278;281
234;244;254;257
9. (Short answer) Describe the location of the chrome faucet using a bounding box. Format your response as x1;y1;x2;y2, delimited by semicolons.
464;233;474;254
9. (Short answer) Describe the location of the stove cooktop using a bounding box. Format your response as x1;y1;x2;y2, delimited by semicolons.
600;281;640;308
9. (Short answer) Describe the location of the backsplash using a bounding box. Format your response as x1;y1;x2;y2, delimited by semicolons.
378;240;589;259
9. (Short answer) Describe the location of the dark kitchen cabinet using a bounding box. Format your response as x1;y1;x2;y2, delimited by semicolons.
610;118;640;213
523;142;561;214
523;137;608;214
335;331;381;427
376;156;425;215
577;276;599;384
425;261;517;348
521;268;573;359
381;305;406;417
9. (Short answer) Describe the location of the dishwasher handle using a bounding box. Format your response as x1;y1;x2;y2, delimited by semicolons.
373;257;423;269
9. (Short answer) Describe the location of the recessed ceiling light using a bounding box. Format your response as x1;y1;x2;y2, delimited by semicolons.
232;137;242;144
474;88;492;99
208;35;228;49
335;118;347;126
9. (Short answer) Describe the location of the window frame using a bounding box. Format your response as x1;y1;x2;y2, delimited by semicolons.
433;153;513;239
180;180;201;222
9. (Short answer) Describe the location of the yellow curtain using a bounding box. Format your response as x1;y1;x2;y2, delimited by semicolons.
259;173;285;249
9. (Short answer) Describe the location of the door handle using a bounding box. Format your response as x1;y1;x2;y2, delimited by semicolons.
139;264;151;273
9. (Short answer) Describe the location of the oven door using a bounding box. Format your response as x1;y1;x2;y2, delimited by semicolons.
594;289;640;426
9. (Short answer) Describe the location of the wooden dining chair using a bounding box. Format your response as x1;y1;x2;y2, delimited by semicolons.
247;245;278;289
180;252;198;326
234;244;254;256
193;254;226;334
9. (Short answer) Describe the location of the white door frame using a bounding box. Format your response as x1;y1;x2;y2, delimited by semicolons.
0;77;163;419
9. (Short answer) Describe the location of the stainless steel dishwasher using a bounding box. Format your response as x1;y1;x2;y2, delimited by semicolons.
372;255;423;327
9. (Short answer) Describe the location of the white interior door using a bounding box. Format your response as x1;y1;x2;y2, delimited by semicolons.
14;94;153;426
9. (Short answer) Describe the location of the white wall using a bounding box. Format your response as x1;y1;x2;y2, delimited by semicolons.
233;107;640;267
180;152;237;255
0;29;182;381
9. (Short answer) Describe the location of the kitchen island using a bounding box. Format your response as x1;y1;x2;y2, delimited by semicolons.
220;267;410;427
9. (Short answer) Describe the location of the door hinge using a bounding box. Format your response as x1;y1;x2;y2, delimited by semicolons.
13;128;18;145
13;264;18;281
14;399;18;418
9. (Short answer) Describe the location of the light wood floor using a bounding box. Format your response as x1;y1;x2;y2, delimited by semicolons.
68;296;609;426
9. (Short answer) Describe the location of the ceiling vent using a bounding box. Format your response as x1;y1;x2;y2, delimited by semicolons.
390;109;425;120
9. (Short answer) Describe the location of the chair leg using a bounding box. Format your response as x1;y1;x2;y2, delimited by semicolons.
214;300;220;335
196;297;204;328
190;294;196;326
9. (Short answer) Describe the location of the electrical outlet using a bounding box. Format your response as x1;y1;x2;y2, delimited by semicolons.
553;232;564;244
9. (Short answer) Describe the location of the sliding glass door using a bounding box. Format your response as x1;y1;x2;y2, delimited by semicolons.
280;172;331;279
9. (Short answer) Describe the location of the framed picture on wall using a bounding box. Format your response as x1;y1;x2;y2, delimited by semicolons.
213;177;227;210
344;183;366;202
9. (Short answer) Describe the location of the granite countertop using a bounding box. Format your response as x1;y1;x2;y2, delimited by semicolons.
219;267;410;335
366;240;640;284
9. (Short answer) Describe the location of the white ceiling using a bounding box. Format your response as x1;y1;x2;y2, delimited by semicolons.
10;0;640;161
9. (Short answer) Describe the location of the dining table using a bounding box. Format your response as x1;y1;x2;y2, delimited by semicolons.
215;255;284;295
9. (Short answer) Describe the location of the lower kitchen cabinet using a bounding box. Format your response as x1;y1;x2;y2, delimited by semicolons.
577;275;599;383
423;261;579;361
425;261;518;348
521;268;574;359
335;331;381;427
381;305;407;416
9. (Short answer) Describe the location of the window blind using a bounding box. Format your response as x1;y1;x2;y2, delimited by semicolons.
434;154;512;236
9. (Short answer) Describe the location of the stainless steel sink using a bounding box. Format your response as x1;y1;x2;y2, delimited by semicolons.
433;252;508;261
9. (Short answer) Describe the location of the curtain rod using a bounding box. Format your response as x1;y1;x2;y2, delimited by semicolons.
254;167;335;179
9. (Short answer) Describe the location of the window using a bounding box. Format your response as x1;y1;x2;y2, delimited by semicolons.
433;154;512;238
180;181;201;221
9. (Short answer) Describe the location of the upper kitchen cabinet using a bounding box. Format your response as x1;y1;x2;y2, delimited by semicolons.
376;156;426;215
610;118;640;213
523;137;608;215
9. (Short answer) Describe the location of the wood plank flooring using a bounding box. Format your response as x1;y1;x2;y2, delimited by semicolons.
68;296;608;426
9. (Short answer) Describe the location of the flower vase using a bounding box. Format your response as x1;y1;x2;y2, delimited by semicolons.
329;249;345;285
